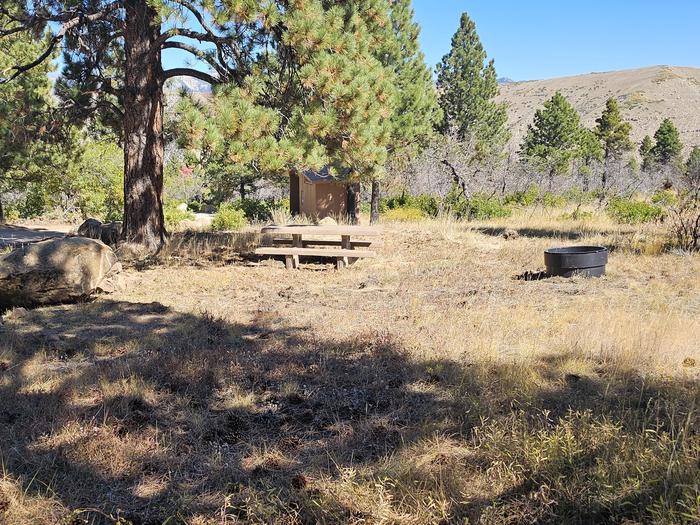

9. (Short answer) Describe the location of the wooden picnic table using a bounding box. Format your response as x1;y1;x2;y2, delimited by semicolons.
256;224;381;269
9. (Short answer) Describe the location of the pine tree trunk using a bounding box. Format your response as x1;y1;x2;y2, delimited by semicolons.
370;179;380;225
601;154;609;190
0;193;5;225
121;0;166;252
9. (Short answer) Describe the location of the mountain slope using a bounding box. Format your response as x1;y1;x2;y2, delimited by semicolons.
497;65;700;155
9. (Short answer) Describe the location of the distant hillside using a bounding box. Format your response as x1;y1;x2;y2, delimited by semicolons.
496;65;700;155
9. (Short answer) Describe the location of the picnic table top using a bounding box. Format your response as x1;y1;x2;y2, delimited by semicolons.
260;224;382;236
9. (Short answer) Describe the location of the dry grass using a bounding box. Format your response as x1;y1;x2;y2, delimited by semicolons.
1;210;699;524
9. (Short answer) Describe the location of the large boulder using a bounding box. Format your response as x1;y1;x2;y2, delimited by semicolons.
0;237;123;309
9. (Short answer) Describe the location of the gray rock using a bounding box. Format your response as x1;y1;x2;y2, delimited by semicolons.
77;218;122;247
77;218;103;239
0;237;122;308
100;221;122;246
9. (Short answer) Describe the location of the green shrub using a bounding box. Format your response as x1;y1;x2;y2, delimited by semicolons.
505;185;539;207
211;203;248;231
444;186;511;220
381;207;425;222
607;198;664;224
468;193;512;220
71;141;124;221
230;198;289;222
383;194;411;210
412;194;440;217
164;202;195;229
560;209;594;220
443;186;470;218
563;188;596;206
383;194;439;217
651;189;677;207
541;192;567;208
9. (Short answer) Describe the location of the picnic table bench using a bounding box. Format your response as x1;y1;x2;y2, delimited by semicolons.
255;224;381;269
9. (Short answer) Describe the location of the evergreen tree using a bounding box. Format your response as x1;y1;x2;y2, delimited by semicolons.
685;146;700;190
1;1;264;250
577;127;604;189
0;16;64;223
520;91;584;189
652;118;683;165
370;0;441;223
436;13;508;155
1;1;398;246
173;0;396;220
639;135;655;172
594;97;632;188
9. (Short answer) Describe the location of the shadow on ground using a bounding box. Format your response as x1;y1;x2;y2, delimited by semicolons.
0;224;68;250
0;300;697;524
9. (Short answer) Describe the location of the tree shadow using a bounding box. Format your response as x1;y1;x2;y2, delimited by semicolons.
476;226;585;240
0;301;697;523
0;300;462;523
0;224;67;250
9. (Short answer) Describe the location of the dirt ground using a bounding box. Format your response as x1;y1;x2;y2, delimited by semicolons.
1;213;699;524
0;222;72;249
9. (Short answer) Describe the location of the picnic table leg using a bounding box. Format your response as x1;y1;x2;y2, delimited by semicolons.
342;234;357;266
285;255;294;269
292;234;302;269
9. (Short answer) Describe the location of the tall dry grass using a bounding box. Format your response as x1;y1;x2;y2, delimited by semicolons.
0;210;698;523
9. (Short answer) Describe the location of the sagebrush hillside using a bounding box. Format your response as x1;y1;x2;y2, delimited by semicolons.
498;65;700;154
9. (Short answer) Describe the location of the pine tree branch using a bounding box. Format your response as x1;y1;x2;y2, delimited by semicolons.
167;0;219;37
161;41;226;78
155;27;246;83
0;3;122;84
163;68;218;85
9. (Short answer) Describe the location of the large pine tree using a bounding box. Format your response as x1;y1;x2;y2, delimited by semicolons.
0;15;61;223
369;0;441;223
521;91;585;189
1;1;402;246
436;12;508;155
173;0;397;220
652;118;683;166
1;1;261;250
594;97;633;188
639;135;655;172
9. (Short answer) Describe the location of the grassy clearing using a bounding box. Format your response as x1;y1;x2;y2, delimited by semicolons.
1;209;699;524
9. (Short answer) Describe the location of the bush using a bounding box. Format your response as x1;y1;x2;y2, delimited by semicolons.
383;193;440;217
444;186;511;220
413;195;440;217
607;198;664;224
211;203;248;231
666;192;700;251
164;202;195;229
541;192;567;208
468;194;512;220
228;198;289;222
505;185;539;207
442;186;470;218
651;189;677;207
563;188;596;206
71;141;124;221
381;207;425;222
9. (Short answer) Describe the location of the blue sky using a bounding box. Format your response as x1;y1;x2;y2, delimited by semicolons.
412;0;700;80
156;1;700;81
